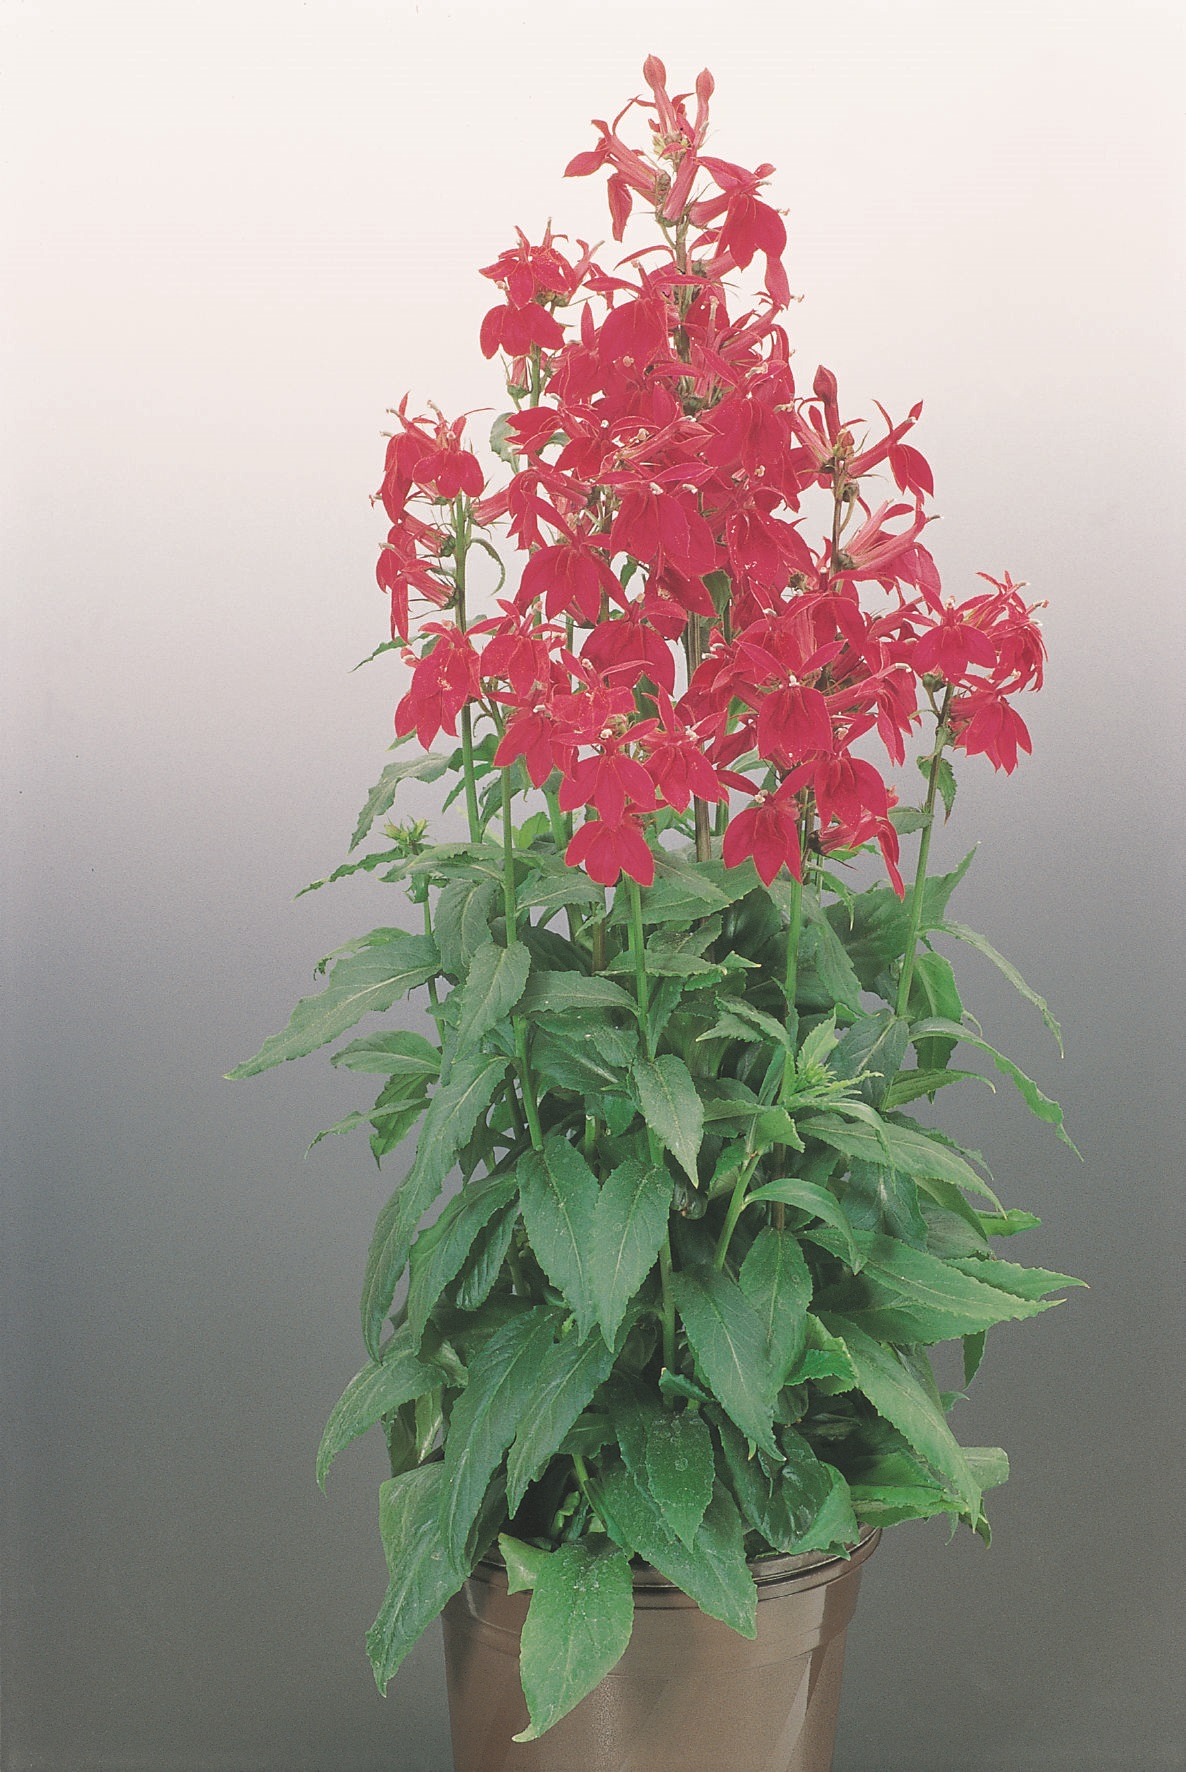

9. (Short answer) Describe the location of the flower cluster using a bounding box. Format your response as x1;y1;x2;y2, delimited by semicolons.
378;55;1045;891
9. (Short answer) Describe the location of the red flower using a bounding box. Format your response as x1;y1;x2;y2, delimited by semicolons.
722;786;803;885
913;602;998;682
566;811;655;887
393;626;481;749
950;690;1032;773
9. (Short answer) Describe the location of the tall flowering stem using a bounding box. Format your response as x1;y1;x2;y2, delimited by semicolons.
895;686;954;1020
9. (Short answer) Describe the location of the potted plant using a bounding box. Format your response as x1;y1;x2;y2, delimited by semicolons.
230;55;1082;1772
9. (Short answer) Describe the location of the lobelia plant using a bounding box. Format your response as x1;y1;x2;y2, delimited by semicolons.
230;55;1083;1742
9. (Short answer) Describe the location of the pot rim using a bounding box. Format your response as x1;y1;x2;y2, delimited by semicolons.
473;1523;880;1595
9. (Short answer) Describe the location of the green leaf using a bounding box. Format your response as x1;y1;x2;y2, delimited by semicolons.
434;876;500;978
227;932;439;1077
788;1462;861;1554
908;951;963;1072
747;1178;862;1273
531;1020;639;1098
589;1160;673;1348
698;997;795;1052
349;753;451;851
519;971;637;1018
406;1169;519;1338
799;914;863;1015
514;1541;634;1741
447;939;531;1061
820;1314;981;1518
946;1255;1086;1300
317;1323;448;1488
361;1052;509;1355
498;1533;550;1594
608;861;731;927
882;1068;991;1109
645;1409;716;1547
799;1112;1001;1205
631;1055;704;1186
907;1018;1080;1154
367;1464;466;1691
593;1463;757;1638
505;1330;615;1514
519;1138;600;1342
820;1232;1054;1343
935;921;1062;1051
516;869;606;918
840;1158;929;1249
829;1010;909;1107
710;1411;833;1552
670;1266;779;1456
739;1228;813;1388
439;1306;561;1564
331;1028;442;1079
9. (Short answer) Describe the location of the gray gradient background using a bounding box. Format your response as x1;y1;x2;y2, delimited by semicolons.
3;2;1184;1768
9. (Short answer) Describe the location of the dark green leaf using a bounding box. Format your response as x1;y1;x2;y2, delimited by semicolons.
531;1020;639;1098
361;1052;509;1355
907;1018;1080;1154
505;1332;616;1514
631;1055;703;1186
317;1323;448;1488
349;754;451;851
452;1204;517;1311
434;876;500;978
406;1170;519;1337
935;921;1063;1050
840;1159;929;1249
589;1160;673;1348
519;1138;600;1341
331;1028;442;1079
447;940;531;1061
819;1314;981;1517
520;971;638;1018
367;1464;466;1691
821;1230;1053;1343
946;1255;1086;1300
593;1463;757;1638
799;1112;1000;1205
670;1266;779;1456
908;952;962;1072
829;1010;909;1107
747;1178;862;1273
227;933;439;1077
739;1228;812;1387
514;1541;634;1741
439;1306;561;1563
645;1409;715;1547
799;915;863;1015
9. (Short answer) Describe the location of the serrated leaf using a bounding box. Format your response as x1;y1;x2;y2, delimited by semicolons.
820;1231;1053;1343
710;1411;833;1553
367;1464;466;1691
645;1409;715;1547
350;754;451;852
330;1028;442;1079
227;932;439;1077
514;1541;634;1741
519;971;637;1018
739;1228;812;1387
406;1169;519;1338
531;1020;639;1098
518;1138;600;1341
589;1160;673;1348
841;1158;929;1248
361;1052;509;1355
946;1255;1086;1300
882;1067;991;1110
799;915;863;1014
820;1314;981;1517
747;1178;862;1273
516;869;606;917
934;922;1063;1051
829;1009;909;1107
670;1266;779;1456
438;1306;561;1564
631;1054;703;1186
593;1464;756;1638
505;1331;615;1514
317;1323;449;1488
908;1018;1079;1153
799;1112;1001;1205
448;940;530;1060
908;951;962;1072
434;875;501;978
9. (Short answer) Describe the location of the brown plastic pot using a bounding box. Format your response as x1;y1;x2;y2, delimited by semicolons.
442;1528;880;1772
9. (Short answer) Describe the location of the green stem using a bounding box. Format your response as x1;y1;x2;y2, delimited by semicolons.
501;768;545;1153
778;868;805;1105
452;499;482;843
895;688;955;1019
713;1151;762;1271
627;873;676;1370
